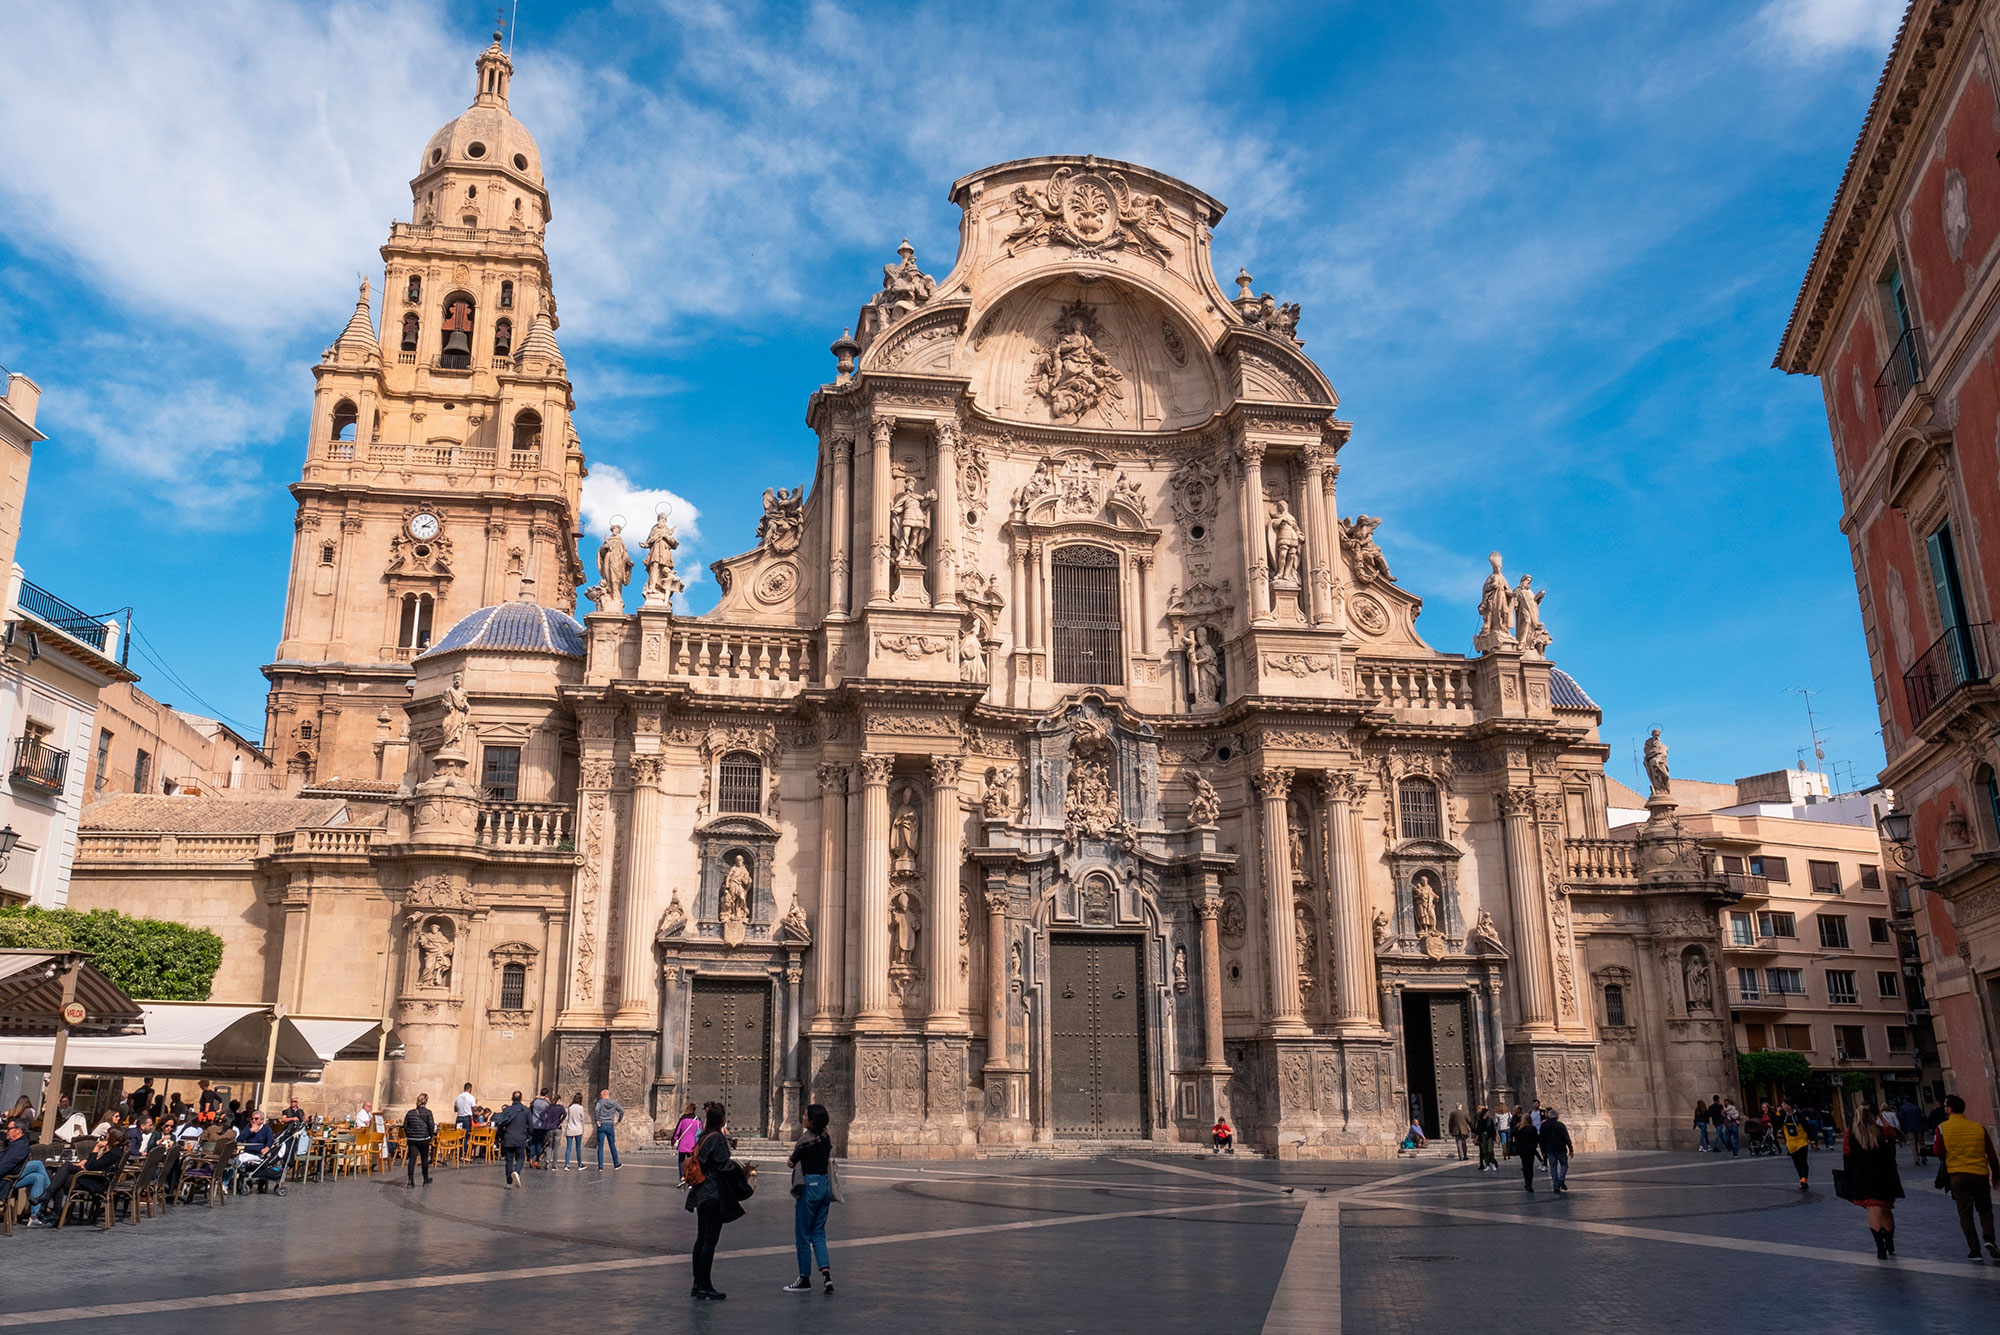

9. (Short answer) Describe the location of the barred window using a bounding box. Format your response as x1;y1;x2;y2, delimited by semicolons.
1051;545;1123;685
1602;983;1627;1027
717;751;763;815
499;962;526;1009
1398;780;1441;841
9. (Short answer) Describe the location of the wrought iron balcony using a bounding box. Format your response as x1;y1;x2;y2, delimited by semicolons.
16;580;107;651
1874;326;1925;423
1903;621;1989;726
11;736;68;793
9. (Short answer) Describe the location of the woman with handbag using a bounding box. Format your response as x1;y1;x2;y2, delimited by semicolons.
672;1103;702;1187
1840;1103;1905;1258
784;1104;839;1294
683;1102;753;1302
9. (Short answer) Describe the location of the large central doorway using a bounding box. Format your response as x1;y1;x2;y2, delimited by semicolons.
1049;934;1147;1138
1401;991;1473;1139
687;978;772;1135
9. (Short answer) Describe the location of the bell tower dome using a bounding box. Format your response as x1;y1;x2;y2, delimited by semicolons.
264;33;586;793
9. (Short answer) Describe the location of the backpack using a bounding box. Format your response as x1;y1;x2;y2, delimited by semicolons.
681;1135;710;1188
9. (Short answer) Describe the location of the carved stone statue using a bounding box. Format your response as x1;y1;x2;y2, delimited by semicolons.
981;766;1017;821
588;524;632;612
1183;627;1222;707
777;901;811;945
1371;907;1392;949
643;512;683;603
1475;552;1515;652
959;623;987;684
1339;514;1395;585
440;671;472;755
873;238;934;315
890;788;921;872
719;854;753;927
1185;771;1221;828
1267;499;1303;586
889;476;935;565
1294;903;1315;994
1643;728;1670;796
757;486;805;555
656;891;687;942
1412;875;1440;936
1108;470;1147;519
1683;949;1713;1013
1471;909;1504;954
1287;811;1310;888
416;920;454;989
1172;943;1188;993
1028;303;1125;423
889;887;922;968
1512;574;1551;658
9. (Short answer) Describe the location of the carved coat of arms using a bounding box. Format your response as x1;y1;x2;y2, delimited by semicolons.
1003;165;1174;261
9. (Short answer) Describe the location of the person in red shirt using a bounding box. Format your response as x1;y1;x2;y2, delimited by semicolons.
1211;1117;1234;1155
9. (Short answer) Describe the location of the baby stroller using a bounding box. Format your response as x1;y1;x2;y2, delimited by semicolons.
1744;1117;1779;1157
236;1124;307;1196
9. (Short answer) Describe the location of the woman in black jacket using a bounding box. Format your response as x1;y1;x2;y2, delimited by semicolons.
685;1102;751;1301
1842;1103;1905;1258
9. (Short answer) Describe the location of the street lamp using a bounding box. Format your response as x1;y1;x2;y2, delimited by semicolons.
1877;807;1918;873
0;824;19;871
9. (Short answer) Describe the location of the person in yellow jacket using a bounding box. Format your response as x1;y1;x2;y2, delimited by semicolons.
1778;1100;1812;1191
1932;1095;2000;1260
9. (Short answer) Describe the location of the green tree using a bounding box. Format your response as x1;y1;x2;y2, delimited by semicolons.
0;906;222;1000
1738;1050;1813;1091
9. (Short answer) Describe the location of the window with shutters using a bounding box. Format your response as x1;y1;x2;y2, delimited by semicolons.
499;962;526;1010
1398;780;1441;841
717;751;763;815
1051;545;1123;685
1749;854;1789;882
1808;860;1842;895
1859;863;1881;891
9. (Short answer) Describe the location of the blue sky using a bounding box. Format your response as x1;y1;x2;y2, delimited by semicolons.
0;0;1907;793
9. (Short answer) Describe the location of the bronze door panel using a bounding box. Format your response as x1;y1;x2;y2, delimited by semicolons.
1428;993;1473;1126
1050;935;1147;1138
687;980;771;1134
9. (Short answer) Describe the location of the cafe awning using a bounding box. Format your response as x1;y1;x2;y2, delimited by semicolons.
291;1016;402;1064
0;949;144;1036
0;1002;324;1080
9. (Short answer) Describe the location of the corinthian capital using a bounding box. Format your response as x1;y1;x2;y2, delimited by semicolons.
1252;766;1294;801
1495;785;1542;818
935;419;958;451
630;754;665;786
1324;770;1369;806
930;754;963;788
817;763;849;795
870;416;896;449
1235;440;1267;470
859;752;895;786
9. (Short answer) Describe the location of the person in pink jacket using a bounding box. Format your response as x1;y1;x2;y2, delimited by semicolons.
673;1102;703;1186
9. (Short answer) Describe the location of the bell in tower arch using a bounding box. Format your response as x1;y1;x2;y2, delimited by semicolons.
439;295;475;368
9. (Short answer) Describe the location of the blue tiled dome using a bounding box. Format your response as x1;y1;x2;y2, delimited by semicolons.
1549;666;1598;710
420;601;586;659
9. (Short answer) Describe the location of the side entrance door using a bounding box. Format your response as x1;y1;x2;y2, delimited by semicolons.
687;978;772;1136
1050;934;1147;1138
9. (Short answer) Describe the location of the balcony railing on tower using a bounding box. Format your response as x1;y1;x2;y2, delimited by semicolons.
1903;621;1991;726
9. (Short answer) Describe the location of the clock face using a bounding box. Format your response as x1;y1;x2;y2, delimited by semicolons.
409;513;441;541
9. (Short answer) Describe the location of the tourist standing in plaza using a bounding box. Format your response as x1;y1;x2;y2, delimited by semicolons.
1511;1109;1541;1191
454;1083;476;1131
403;1093;436;1186
495;1091;530;1187
784;1103;838;1294
1720;1099;1741;1157
1540;1108;1574;1194
1932;1094;2000;1260
1447;1104;1472;1160
1779;1101;1812;1190
686;1102;752;1301
674;1102;703;1177
562;1092;587;1169
1839;1103;1903;1259
1693;1098;1711;1151
1476;1105;1498;1171
594;1089;625;1170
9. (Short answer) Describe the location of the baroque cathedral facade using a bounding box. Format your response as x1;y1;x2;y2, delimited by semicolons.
77;38;1741;1156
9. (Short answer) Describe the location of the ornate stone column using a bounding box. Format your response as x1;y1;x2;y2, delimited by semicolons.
934;421;960;609
828;436;854;619
855;753;895;1025
1498;787;1558;1033
615;752;665;1026
1320;453;1346;632
1255;766;1307;1032
983;880;1011;1071
867;416;894;607
782;956;804;1133
926;755;966;1032
1237;443;1273;623
1300;444;1336;627
1324;770;1379;1031
1132;553;1155;657
1197;887;1227;1070
812;764;848;1030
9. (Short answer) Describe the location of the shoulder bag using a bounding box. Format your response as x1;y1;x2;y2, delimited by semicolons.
681;1135;709;1189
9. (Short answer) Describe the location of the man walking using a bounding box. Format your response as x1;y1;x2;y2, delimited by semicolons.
1511;1109;1541;1192
403;1093;437;1186
494;1091;530;1188
1540;1107;1574;1194
454;1082;477;1131
1476;1105;1499;1171
594;1088;625;1170
1447;1104;1472;1161
1933;1094;2000;1260
1899;1096;1926;1165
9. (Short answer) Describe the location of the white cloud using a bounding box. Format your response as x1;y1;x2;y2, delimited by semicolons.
580;461;702;548
1756;0;1904;60
58;376;275;520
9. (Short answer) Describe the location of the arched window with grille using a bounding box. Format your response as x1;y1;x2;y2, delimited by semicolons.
1398;779;1441;841
717;751;763;815
1602;982;1627;1027
1051;544;1123;685
499;962;527;1010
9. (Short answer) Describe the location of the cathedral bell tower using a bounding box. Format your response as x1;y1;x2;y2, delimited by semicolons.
265;32;587;791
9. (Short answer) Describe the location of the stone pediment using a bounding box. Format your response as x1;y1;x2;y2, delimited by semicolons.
1387;838;1463;864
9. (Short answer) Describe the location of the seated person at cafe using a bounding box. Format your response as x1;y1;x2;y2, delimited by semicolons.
235;1111;275;1168
281;1098;307;1127
1;1118;53;1218
36;1126;128;1224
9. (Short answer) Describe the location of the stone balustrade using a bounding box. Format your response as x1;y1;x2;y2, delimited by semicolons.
476;801;573;850
1353;657;1476;712
76;833;262;862
672;627;815;686
274;827;376;857
1565;838;1638;884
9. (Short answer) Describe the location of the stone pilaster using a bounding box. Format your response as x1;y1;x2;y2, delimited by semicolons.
811;764;848;1032
614;751;664;1027
1255;766;1308;1033
867;416;894;607
1499;786;1558;1034
828;436;854;619
1300;442;1336;627
926;755;967;1032
1238;442;1273;623
855;753;895;1026
934;421;960;609
1324;770;1380;1033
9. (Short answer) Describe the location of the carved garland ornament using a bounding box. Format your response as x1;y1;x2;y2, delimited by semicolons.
1002;164;1175;262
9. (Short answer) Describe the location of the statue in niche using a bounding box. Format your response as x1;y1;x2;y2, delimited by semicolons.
1173;943;1188;994
1683;948;1714;1013
889;475;935;565
960;622;987;684
1339;515;1396;585
587;523;632;613
1471;908;1505;954
890;788;921;874
416;920;454;989
643;511;684;603
1185;771;1221;828
1220;892;1247;944
982;766;1018;822
1475;552;1515;651
1028;303;1125;423
719;854;753;927
1643;728;1670;796
1267;499;1303;586
1287;807;1310;889
889;887;923;970
1294;903;1316;996
1183;627;1222;707
1512;574;1551;658
439;672;472;755
1412;873;1441;936
1372;907;1392;949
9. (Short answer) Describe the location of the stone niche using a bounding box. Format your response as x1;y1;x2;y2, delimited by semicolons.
693;815;781;938
1387;839;1466;946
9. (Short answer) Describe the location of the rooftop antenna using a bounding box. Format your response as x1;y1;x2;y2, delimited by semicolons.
1788;687;1828;772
